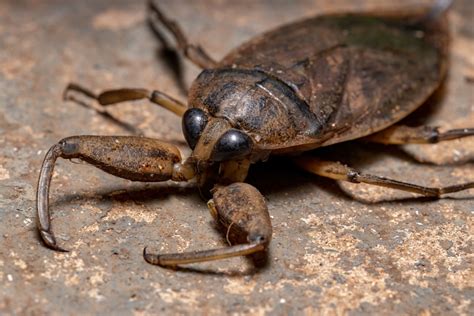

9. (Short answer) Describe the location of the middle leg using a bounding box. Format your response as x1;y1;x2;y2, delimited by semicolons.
295;156;473;197
63;83;187;117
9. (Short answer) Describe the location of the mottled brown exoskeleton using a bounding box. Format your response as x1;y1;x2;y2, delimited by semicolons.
37;1;474;268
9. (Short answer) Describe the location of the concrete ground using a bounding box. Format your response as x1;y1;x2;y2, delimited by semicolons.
0;0;472;315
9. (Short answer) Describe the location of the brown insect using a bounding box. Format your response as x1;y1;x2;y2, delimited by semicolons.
37;1;473;268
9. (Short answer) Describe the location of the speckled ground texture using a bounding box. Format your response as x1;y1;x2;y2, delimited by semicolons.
0;0;473;315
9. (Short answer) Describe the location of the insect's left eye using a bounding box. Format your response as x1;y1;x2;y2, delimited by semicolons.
182;108;208;149
211;129;253;162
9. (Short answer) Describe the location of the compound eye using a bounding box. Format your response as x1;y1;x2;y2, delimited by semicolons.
182;108;208;149
211;129;253;162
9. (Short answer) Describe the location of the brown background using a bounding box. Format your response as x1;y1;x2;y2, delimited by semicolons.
0;0;473;315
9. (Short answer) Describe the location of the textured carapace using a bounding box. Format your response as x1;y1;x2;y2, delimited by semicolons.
187;12;448;158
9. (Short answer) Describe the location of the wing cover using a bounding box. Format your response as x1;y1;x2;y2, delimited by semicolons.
219;13;448;150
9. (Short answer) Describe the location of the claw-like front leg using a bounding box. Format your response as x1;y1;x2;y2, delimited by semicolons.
144;183;272;266
37;135;195;252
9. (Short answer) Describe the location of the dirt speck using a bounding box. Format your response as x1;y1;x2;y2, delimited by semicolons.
92;8;144;31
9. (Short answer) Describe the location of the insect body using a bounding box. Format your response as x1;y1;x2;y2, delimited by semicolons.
37;1;474;268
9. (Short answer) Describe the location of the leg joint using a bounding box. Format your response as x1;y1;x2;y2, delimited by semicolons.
347;169;360;183
425;126;440;143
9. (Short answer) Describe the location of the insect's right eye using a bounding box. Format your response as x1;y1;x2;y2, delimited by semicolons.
182;108;208;149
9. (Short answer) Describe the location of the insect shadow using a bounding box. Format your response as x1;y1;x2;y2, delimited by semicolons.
147;10;188;95
50;183;198;210
63;93;144;136
46;181;271;275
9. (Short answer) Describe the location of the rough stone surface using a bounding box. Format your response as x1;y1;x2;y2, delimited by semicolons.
0;0;472;315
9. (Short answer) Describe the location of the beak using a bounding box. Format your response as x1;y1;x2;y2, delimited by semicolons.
191;118;231;163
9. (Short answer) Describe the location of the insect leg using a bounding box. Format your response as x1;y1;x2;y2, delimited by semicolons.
144;183;271;267
63;83;187;116
148;1;217;69
295;156;473;198
37;135;195;252
364;125;474;145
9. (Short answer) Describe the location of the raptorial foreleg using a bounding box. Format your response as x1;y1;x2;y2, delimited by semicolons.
144;183;272;267
37;135;195;251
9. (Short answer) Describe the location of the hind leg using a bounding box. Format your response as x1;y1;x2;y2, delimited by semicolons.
148;1;217;69
364;125;474;145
